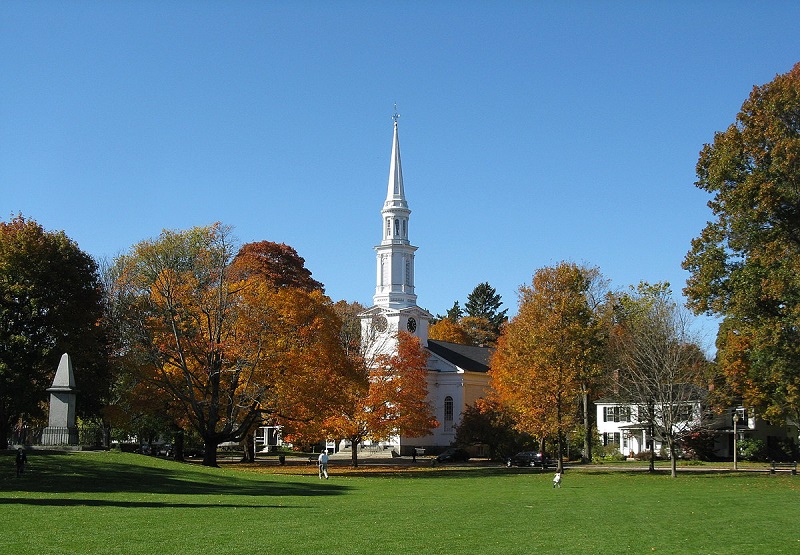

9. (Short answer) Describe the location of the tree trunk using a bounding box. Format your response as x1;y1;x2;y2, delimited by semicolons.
648;420;655;473
350;440;359;468
557;432;564;473
582;387;591;463
202;440;219;467
174;429;185;462
0;406;9;449
103;424;112;449
668;436;678;478
241;432;255;463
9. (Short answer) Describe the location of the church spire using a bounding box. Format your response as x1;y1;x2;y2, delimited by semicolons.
385;108;407;209
374;112;416;307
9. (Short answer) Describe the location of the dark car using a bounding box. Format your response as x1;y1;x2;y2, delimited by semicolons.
506;451;553;468
435;447;471;463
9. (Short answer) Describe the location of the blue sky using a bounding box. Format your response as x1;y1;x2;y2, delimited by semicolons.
3;2;799;354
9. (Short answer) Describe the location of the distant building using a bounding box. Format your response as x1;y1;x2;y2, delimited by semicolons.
596;392;798;460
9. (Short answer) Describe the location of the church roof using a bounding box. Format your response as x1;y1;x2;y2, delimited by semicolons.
426;339;493;373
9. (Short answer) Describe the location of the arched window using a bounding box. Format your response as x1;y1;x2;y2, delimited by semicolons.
394;219;400;236
444;396;454;432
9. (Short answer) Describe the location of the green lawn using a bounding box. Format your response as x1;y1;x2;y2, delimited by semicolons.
1;450;798;555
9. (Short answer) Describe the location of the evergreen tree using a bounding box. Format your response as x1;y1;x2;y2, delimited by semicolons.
465;282;508;333
445;301;464;322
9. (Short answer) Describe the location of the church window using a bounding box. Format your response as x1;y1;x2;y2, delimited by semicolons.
444;396;454;432
402;219;406;237
386;218;391;237
394;219;400;236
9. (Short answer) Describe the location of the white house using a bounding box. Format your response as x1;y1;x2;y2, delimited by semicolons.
597;393;799;460
595;395;704;458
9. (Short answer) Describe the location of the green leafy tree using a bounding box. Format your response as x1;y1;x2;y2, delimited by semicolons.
0;215;109;448
682;62;800;425
454;398;529;460
460;316;497;347
465;282;508;336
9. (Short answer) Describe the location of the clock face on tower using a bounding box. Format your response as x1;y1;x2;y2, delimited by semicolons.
406;317;417;333
373;315;388;333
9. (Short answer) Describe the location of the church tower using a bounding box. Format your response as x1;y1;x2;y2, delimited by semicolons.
361;113;432;355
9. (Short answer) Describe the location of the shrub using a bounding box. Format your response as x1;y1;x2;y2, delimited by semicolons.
768;438;799;462
738;438;768;461
680;428;719;461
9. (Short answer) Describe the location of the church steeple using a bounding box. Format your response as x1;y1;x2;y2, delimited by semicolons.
374;113;417;308
384;113;408;211
361;111;432;355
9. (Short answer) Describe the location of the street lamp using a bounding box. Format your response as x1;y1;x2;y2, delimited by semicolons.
733;411;741;471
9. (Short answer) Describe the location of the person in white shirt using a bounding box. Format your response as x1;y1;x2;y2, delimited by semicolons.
318;450;329;479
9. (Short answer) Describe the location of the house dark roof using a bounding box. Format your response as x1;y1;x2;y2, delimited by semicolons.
426;340;493;373
596;384;709;405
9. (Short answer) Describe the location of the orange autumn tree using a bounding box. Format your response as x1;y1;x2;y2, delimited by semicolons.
429;318;472;345
232;240;324;293
490;262;606;472
108;224;351;466
228;240;336;460
324;326;437;467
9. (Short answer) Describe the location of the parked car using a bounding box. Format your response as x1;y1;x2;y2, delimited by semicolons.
506;451;553;468
435;447;471;463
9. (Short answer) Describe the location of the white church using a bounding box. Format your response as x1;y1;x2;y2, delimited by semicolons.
358;115;493;456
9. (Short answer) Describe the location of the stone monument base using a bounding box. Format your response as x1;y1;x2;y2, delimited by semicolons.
41;426;79;446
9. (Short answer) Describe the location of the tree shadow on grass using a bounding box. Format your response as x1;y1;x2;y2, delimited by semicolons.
0;451;350;502
0;497;307;509
334;466;556;479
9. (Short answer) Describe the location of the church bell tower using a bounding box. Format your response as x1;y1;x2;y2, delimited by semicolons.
361;112;431;353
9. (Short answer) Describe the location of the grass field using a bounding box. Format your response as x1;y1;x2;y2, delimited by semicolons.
1;450;798;555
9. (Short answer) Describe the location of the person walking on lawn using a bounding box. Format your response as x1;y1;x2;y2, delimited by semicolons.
318;450;329;479
16;448;27;478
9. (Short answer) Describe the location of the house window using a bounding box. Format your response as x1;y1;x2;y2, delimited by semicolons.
676;404;693;422
603;432;621;446
444;396;454;432
603;406;631;423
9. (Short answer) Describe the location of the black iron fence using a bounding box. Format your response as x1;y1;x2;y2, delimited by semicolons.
10;423;108;448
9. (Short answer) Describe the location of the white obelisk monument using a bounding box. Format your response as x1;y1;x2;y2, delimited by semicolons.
42;353;79;445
